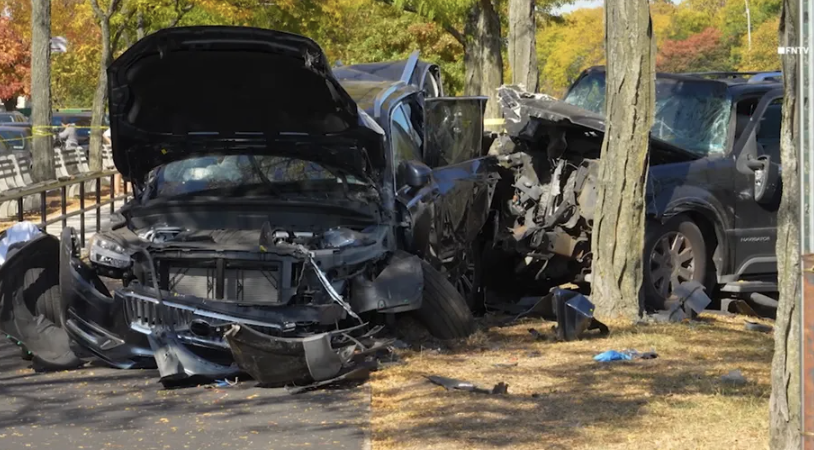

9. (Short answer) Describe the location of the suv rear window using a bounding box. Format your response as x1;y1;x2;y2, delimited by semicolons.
563;71;733;157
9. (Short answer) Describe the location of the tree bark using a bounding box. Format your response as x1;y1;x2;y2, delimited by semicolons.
89;0;123;172
508;0;538;92
589;0;655;319
479;0;503;124
137;11;145;40
463;3;483;96
89;19;111;172
769;1;801;448
29;0;55;182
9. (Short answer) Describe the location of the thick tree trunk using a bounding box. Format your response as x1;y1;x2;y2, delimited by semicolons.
463;3;483;97
479;0;503;124
769;1;801;448
29;0;55;183
508;0;538;92
89;20;111;172
589;0;655;319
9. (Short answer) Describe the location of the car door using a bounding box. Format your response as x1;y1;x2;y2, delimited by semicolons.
393;96;495;268
731;89;783;278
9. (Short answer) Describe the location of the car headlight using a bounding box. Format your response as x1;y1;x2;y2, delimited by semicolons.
88;235;131;269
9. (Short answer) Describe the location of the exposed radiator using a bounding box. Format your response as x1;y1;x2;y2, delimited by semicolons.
167;266;282;304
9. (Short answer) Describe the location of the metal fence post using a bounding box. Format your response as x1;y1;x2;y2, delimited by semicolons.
801;0;813;446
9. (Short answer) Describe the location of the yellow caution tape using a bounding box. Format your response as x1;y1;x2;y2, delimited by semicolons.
484;118;506;126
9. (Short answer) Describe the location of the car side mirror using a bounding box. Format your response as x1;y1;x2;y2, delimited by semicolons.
397;160;432;188
746;154;779;204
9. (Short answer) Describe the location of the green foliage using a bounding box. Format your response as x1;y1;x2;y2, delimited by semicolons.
736;16;781;71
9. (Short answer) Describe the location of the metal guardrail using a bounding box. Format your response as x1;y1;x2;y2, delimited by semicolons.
0;170;133;246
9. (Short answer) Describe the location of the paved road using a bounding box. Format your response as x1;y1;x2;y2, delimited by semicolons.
0;342;370;450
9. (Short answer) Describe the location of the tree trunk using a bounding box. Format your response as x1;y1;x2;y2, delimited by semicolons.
463;3;482;97
137;11;145;40
508;0;538;92
589;0;655;319
479;0;503;124
769;1;801;448
30;0;55;182
89;19;111;172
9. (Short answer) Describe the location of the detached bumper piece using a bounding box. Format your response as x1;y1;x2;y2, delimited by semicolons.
118;287;385;388
225;323;384;389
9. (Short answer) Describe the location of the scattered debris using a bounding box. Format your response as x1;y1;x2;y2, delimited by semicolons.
492;362;519;369
426;375;509;395
720;369;747;385
721;298;761;317
552;289;609;341
594;349;659;362
651;281;711;322
528;328;547;340
594;350;632;362
744;321;773;333
391;340;410;350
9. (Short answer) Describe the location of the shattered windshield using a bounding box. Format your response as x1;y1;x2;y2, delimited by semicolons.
150;155;366;198
563;71;733;156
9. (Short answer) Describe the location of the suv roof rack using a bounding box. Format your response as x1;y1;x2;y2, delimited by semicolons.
680;71;782;83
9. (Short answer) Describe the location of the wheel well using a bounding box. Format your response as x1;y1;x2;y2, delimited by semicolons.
681;211;722;276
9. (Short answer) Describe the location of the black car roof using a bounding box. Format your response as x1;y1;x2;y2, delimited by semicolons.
577;66;782;99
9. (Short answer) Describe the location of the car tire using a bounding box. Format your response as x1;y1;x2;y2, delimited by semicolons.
643;215;709;311
24;268;61;324
415;260;476;339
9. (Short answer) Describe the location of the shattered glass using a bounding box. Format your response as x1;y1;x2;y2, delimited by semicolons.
563;71;733;157
149;155;367;198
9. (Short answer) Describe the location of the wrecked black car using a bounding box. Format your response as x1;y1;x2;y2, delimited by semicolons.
488;67;783;309
1;26;498;386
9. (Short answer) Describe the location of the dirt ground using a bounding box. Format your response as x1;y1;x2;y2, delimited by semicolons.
370;313;773;450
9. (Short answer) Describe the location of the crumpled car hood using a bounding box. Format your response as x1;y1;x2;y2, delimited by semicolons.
107;26;385;180
497;85;700;162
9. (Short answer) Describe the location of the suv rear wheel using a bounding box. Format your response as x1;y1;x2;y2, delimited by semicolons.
643;215;709;310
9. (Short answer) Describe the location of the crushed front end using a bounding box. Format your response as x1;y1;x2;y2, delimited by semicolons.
60;221;423;386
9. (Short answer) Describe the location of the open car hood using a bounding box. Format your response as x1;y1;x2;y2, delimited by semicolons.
108;26;384;180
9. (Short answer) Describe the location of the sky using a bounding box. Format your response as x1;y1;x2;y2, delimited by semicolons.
552;0;683;15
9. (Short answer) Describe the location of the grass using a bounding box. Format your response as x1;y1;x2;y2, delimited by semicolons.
370;313;774;450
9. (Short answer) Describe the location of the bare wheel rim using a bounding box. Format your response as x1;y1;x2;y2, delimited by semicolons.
649;231;695;298
454;248;478;299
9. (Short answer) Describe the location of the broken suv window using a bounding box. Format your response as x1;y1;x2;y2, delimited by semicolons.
150;155;363;198
564;71;733;157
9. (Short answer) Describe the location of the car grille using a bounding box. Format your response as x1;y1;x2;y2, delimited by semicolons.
124;295;195;330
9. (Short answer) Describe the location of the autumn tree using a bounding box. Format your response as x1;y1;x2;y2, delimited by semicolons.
0;17;30;111
88;0;126;172
29;0;55;182
656;27;730;73
736;16;781;71
380;0;503;121
769;2;801;448
590;0;655;318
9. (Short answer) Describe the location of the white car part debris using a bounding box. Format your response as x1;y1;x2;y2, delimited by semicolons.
0;221;42;265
